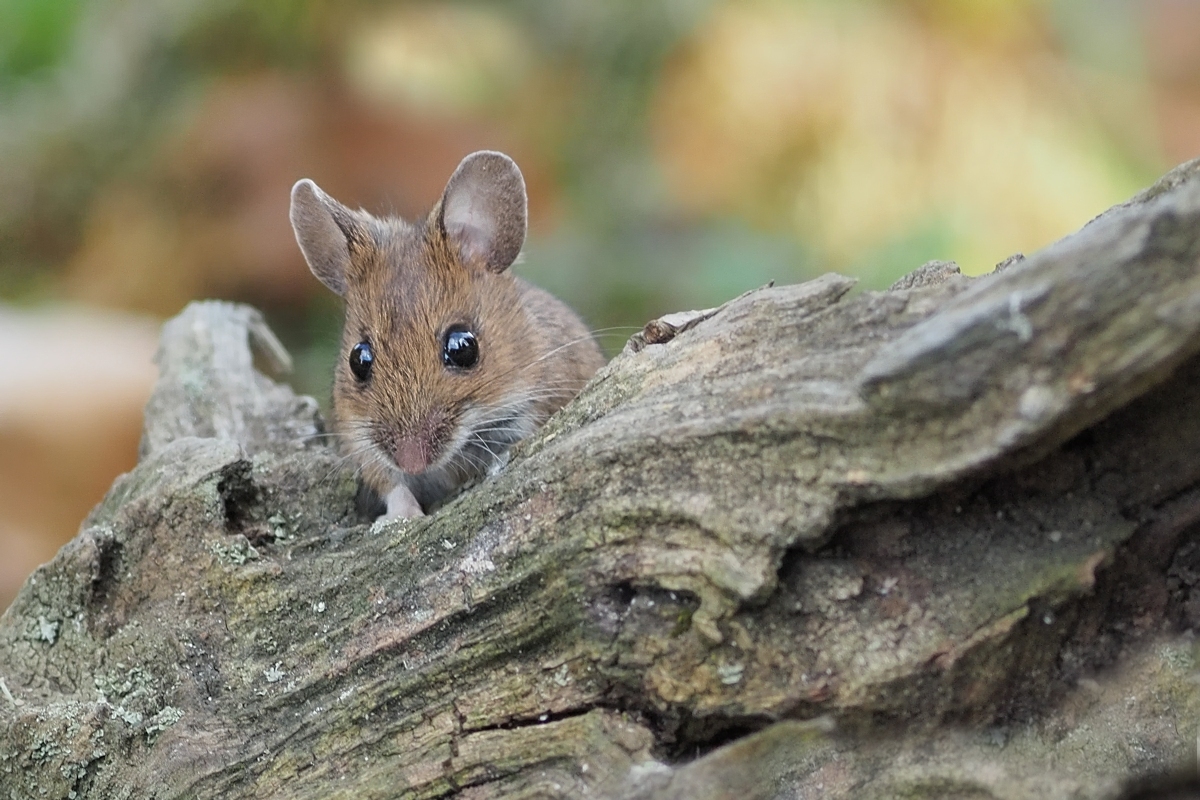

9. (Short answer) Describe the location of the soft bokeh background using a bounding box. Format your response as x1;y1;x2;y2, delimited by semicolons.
1;0;1197;610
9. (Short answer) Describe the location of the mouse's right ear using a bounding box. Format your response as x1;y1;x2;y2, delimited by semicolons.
290;179;361;297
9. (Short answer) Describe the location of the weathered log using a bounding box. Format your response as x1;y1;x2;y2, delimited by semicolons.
4;159;1200;799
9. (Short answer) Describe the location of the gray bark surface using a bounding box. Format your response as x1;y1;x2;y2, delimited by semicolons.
5;159;1200;798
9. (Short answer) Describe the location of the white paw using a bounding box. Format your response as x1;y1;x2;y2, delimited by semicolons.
384;484;425;519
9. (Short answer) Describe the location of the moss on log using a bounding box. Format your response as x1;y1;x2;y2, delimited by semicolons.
5;159;1200;798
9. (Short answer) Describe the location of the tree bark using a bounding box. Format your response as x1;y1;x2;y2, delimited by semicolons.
5;159;1200;799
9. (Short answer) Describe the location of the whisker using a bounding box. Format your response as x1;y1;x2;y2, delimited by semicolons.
292;430;340;444
585;325;640;339
518;334;607;372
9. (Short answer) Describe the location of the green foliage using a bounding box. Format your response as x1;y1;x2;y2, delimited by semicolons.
0;0;83;84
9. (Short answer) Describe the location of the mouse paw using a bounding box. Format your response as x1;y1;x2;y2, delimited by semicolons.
384;484;425;519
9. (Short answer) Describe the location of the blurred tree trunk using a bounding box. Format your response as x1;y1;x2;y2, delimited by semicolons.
4;160;1200;799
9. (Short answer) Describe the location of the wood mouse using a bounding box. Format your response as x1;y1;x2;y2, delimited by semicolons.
289;151;606;518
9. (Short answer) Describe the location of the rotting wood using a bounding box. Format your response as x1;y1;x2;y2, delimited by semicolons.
4;159;1200;799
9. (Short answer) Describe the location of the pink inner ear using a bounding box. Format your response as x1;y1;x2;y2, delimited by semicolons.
447;221;493;266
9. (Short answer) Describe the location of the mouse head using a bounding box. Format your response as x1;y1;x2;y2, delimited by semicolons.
290;151;541;480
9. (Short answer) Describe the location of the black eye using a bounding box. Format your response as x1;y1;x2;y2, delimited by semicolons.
442;327;478;369
349;341;373;381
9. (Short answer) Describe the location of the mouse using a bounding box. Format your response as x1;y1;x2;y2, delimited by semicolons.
289;151;606;519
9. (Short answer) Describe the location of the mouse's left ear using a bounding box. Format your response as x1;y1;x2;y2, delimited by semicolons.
438;151;527;273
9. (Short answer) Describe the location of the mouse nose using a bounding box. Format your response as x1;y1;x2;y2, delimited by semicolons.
387;411;449;474
394;437;431;474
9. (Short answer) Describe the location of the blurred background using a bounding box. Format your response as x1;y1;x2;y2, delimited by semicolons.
1;0;1197;610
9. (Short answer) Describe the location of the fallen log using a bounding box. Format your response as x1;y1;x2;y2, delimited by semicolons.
4;158;1200;799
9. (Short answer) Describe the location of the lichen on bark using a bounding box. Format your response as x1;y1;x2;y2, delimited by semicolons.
4;159;1200;798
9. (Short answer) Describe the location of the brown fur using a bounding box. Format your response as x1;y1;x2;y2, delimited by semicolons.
318;183;604;510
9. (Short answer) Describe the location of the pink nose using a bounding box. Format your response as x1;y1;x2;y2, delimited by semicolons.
394;437;430;475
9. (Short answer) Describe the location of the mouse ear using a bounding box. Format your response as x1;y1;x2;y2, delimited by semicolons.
438;151;527;273
290;179;363;296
